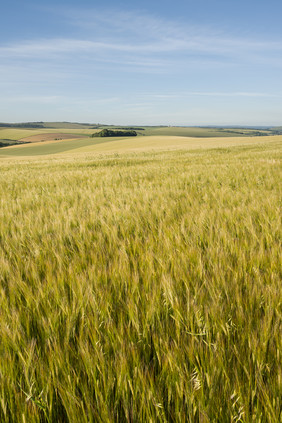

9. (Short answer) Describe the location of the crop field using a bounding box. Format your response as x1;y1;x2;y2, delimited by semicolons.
0;125;274;145
69;135;279;155
0;135;281;422
1;133;280;157
140;127;271;138
19;133;89;143
0;136;133;157
0;127;98;142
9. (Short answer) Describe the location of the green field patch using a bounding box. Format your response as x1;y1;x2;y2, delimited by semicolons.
141;126;272;137
0;136;132;156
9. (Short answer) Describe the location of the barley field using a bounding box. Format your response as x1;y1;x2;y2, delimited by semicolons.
0;137;281;422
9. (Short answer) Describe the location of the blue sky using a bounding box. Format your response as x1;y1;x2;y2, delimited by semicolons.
1;0;282;125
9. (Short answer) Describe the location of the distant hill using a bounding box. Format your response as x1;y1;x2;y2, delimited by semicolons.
0;122;44;128
270;126;282;134
1;122;281;136
0;122;95;129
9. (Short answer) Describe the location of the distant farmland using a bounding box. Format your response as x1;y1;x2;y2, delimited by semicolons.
0;122;280;157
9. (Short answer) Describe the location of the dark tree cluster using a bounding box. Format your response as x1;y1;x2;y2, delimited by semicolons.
91;129;137;137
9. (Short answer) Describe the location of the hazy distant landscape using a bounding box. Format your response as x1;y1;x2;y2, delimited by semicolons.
1;122;281;155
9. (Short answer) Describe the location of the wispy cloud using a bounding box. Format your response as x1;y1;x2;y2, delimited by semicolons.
1;8;282;66
2;35;282;59
147;92;281;99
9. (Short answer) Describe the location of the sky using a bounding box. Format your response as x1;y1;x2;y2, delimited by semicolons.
1;0;282;126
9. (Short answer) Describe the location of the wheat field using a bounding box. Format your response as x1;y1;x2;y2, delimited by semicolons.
0;137;281;422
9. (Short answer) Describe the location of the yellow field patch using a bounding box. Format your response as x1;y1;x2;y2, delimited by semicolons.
65;135;281;155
